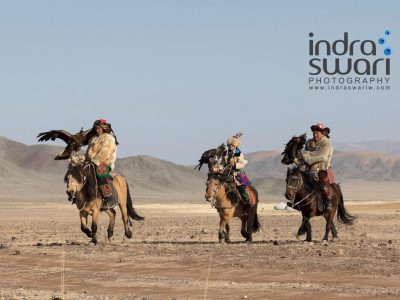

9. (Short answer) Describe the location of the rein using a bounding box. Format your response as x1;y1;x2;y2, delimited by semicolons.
287;172;316;208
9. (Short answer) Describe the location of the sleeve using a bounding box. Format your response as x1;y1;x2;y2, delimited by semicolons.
302;139;332;165
91;134;117;166
235;153;246;169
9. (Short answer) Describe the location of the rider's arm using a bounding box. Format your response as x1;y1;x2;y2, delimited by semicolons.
302;138;331;165
88;134;117;167
235;153;246;169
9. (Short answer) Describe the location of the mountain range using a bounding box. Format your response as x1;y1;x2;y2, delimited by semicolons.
1;136;399;201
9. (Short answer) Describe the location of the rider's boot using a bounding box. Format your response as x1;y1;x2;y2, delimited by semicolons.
99;180;116;210
321;185;333;211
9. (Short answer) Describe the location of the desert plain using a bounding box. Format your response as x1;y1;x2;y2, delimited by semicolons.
0;196;399;300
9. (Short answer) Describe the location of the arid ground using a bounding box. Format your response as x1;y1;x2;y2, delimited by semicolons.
0;198;399;300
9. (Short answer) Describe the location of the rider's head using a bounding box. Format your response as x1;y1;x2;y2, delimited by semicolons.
93;118;112;135
227;132;242;150
311;123;330;142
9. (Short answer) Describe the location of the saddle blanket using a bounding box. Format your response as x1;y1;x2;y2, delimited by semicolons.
242;186;257;207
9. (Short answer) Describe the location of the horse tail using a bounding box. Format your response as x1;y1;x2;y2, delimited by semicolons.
336;184;357;225
251;186;262;233
125;182;144;221
252;212;262;233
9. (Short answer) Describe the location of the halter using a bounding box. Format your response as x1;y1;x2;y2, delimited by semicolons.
286;172;315;208
206;176;237;209
68;163;98;211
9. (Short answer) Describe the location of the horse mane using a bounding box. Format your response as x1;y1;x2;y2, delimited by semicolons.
208;172;240;205
290;167;317;193
65;163;98;200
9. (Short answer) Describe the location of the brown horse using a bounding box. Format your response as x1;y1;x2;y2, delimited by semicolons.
282;135;356;242
64;162;144;244
285;168;356;242
205;172;261;243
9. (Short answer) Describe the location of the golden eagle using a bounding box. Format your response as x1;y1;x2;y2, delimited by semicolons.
37;127;96;160
194;143;226;171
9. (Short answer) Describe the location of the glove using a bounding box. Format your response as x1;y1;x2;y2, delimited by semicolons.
97;162;107;173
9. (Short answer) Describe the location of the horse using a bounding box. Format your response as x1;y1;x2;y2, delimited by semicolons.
282;135;356;242
205;172;261;243
64;162;144;244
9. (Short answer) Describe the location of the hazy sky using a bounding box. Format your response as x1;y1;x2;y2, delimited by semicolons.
1;1;399;164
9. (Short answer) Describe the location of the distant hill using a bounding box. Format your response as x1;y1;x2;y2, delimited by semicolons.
334;140;400;155
0;136;399;201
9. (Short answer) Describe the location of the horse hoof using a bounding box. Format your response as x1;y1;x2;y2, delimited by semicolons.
107;231;114;239
245;237;252;242
322;240;329;246
241;231;249;239
125;231;132;239
90;239;97;245
332;237;339;242
225;240;231;244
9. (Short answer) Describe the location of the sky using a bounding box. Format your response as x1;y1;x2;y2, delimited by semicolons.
1;1;399;164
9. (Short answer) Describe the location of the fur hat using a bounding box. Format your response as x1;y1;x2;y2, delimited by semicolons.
311;123;330;138
93;118;119;145
227;132;242;147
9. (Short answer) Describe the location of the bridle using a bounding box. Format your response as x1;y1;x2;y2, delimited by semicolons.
67;163;98;211
286;172;314;207
206;176;236;209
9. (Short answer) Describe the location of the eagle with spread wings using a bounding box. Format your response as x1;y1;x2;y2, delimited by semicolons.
194;143;226;171
37;127;96;160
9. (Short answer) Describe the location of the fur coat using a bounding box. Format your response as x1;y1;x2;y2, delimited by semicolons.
302;136;333;172
86;133;117;170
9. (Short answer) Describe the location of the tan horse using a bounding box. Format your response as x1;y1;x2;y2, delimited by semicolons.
65;162;144;244
205;173;261;243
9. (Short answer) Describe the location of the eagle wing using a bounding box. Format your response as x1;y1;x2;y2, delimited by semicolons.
81;127;97;146
37;130;73;144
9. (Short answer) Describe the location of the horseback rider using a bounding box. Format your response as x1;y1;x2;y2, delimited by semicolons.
86;118;119;209
215;133;252;210
301;123;333;210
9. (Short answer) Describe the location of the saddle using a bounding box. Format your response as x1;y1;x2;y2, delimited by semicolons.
301;172;332;212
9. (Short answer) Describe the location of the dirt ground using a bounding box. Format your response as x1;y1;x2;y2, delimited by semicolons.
0;198;399;300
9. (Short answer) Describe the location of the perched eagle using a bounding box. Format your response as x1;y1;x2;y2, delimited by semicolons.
37;127;96;160
194;143;226;171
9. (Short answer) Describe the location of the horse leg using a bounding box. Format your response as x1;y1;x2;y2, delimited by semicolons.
79;210;92;238
331;222;338;240
91;209;99;244
224;221;231;244
240;216;249;240
119;203;132;239
305;219;312;242
297;216;308;239
105;208;116;240
323;211;336;241
218;218;226;243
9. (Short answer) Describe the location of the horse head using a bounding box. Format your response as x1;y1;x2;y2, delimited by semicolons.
281;134;307;165
64;162;97;201
285;168;304;201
